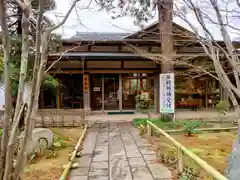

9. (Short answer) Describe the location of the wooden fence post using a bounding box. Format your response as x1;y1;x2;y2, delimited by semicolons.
147;123;152;136
178;148;183;174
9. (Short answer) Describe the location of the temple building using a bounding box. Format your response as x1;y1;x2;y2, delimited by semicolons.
40;22;237;112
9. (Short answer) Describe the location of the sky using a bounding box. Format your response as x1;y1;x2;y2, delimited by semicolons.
45;0;240;40
46;0;144;38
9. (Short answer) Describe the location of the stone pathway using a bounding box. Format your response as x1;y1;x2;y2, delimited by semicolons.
69;122;173;180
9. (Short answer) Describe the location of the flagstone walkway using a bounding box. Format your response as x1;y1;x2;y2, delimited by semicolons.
69;122;173;180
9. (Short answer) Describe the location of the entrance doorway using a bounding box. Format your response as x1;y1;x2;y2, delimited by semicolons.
90;74;119;111
104;74;119;110
90;74;102;111
122;73;154;110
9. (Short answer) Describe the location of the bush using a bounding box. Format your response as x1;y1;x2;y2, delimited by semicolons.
135;93;152;116
216;100;230;115
53;135;67;150
183;121;202;136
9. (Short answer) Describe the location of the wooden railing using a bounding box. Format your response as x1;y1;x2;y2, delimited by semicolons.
146;120;228;180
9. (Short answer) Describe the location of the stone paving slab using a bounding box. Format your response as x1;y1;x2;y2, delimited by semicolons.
129;158;153;180
69;122;173;180
70;176;88;180
92;145;108;162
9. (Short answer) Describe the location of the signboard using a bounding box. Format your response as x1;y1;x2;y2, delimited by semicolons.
83;74;89;93
94;87;101;92
160;73;175;113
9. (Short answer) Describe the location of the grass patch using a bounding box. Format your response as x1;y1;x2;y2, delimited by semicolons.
145;131;237;175
132;117;208;131
132;118;176;129
132;118;149;127
0;129;2;136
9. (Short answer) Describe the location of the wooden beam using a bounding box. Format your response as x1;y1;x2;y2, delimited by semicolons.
48;69;161;74
58;44;208;54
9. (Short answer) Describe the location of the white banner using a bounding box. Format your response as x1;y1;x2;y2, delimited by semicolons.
160;73;175;113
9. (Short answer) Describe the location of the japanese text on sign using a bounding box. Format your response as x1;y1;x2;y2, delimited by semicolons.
160;73;175;113
83;74;89;93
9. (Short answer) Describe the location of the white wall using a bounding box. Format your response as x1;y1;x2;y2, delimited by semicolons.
0;86;5;111
0;82;32;112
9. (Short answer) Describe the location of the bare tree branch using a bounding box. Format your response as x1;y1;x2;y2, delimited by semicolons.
46;0;81;32
45;44;82;74
15;0;26;11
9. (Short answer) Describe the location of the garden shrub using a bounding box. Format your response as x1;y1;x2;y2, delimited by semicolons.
216;100;230;115
157;148;178;165
135;93;151;112
183;121;202;136
180;167;200;180
53;135;67;150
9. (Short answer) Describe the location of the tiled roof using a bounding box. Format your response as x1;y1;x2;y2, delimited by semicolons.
71;32;131;41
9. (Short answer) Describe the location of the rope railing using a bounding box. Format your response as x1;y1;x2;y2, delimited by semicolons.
146;120;228;180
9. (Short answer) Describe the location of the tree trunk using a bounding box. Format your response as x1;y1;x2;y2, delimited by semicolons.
157;0;174;116
13;1;44;178
0;0;12;179
17;5;24;130
3;4;31;179
157;0;174;74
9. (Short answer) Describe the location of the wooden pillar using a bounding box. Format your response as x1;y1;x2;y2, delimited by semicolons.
57;83;60;109
83;73;90;109
119;74;123;111
102;74;104;112
220;84;228;101
154;73;160;113
205;81;208;108
140;77;143;89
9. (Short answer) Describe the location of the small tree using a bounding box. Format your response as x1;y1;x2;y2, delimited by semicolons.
135;91;152;119
216;100;230;125
0;0;81;179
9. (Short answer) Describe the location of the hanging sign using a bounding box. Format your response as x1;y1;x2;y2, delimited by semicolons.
83;74;89;93
160;73;175;113
94;87;100;92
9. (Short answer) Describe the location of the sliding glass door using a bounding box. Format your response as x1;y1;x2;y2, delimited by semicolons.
90;74;119;111
103;74;119;110
122;73;154;110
